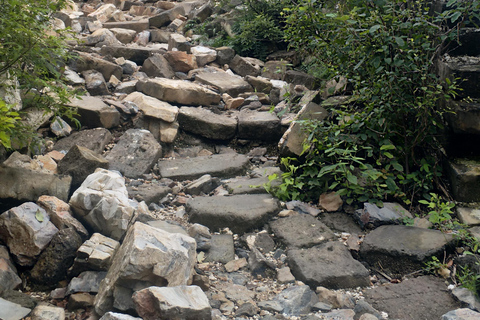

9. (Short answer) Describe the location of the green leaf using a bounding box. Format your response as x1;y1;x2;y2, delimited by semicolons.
380;144;395;150
383;152;394;159
450;11;462;23
35;209;44;222
395;36;405;47
369;25;382;34
346;171;358;185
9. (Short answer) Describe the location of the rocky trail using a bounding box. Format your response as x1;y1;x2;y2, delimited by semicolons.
1;1;480;320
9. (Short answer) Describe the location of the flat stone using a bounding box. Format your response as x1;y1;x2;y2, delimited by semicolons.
110;28;137;44
53;128;112;154
70;52;123;81
270;285;318;316
286;200;321;217
177;107;237;140
68;96;120;129
141;54;175;79
364;276;462;320
0;297;32;320
100;46;162;65
284;70;317;89
125;92;178;123
70;233;119;275
187;194;280;234
185;174;220;196
230;55;262;77
195;72;252;97
68;292;95;311
237;110;282;141
270;215;334;248
66;271;107;295
103;20;150;33
157;153;250;180
146;220;188;236
442;308;480;320
451;287;480;312
277;267;295;284
224;177;276;194
0;202;59;266
94;222;196;316
137;78;221;106
164;51;198;73
354;202;413;229
100;312;142;320
191;46;217;67
106;129;162;179
288;242;370;289
127;181;172;205
225;258;248;272
448;159;480;202
31;304;65;320
133;286;211;320
360;225;454;275
457;207;480;226
149;6;185;28
205;234;235;263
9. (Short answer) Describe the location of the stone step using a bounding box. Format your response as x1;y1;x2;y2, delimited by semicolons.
438;55;480;99
448;158;480;202
156;153;250;180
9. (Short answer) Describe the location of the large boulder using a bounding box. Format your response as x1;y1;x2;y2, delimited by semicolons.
137;78;221;106
53;127;112;154
187;194;280;234
195;71;252;97
69;169;136;241
106;129;162;179
70;233;119;276
133;286;211;320
0;246;22;295
141;54;175;79
237;109;282;141
68;96;120;129
94;222;197;316
124;92;178;123
0;202;59;266
177;107;237;140
70;52;123;81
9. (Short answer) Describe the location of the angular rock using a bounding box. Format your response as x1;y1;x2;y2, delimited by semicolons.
86;28;122;47
149;6;186;28
354;202;413;229
94;222;197;316
115;80;138;94
157;153;249;180
68;292;95;311
438;56;480;99
451;287;480;312
68;96;120;129
142;53;175;79
288;242;370;289
0;202;59;266
150;29;172;43
66;271;107;295
224;176;276;194
57;145;109;191
364;276;462;320
0;165;71;202
270;285;318;316
133;285;211;320
69;169;136;241
83;70;110;96
237;110;282;141
0;297;32;320
286;200;321;217
0;246;21;295
195;71;251;97
100;312;142;320
127;181;172;205
103;20;150;33
230;55;262;77
70;52;123;81
164;51;198;72
205;234;235;263
167;33;191;52
137;78;221;106
442;308;480;320
187;223;211;251
100;46;161;65
360;225;454;275
185;174;220;196
245;75;273;94
106;129;162;178
187;194;280;234
191;46;217;67
70;233;119;275
124;92;178;123
110;28;137;44
50;117;72;137
53;127;112;154
284;70;318;89
261;60;289;80
277;267;296;284
29;228;83;289
448;158;480;203
215;46;235;65
270;215;334;248
177;107;237;140
31;304;65;320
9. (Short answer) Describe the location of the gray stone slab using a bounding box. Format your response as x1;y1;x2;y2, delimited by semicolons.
53;128;113;154
68;96;120;129
187;194;280;234
205;234;235;263
195;72;252;97
288;241;370;289
270;215;335;248
157;153;250;181
237;110;282;141
442;308;480;320
457;207;480;226
178;107;237;140
364;276;462;320
224;177;278;195
102;20;150;33
360;225;454;275
100;46;161;65
0;297;32;320
448;158;480;202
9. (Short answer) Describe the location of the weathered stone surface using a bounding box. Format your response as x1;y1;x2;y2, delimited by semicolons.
237;110;282;141
457;207;480;226
286;200;321;217
94;222;196;316
0;165;71;202
0;246;21;295
451;287;480;312
83;70;110;96
142;53;175;79
149;6;185;28
100;46;161;65
364;276;461;320
50;117;72;137
70;52;123;81
277;267;296;284
187;194;280;234
360;225;454;275
270;215;334;248
164;51;198;73
68;96;120;129
261;60;289;80
245;75;273;94
191;46;217;67
284;70;318;89
167;33;191;52
442;308;480;320
31;304;65;320
71;233;119;275
0;202;58;266
195;71;251;97
66;271;107;295
288;242;370;289
29;228;82;289
110;28;137;44
53;127;112;154
224;176;276;194
215;46;235;65
177;107;237;140
150;29;172;43
185;174;220;196
57;145;109;191
133;285;211;320
279;92;327;157
125;92;178;123
100;312;142;320
230;55;262;77
69;169;135;241
0;297;32;320
205;234;235;263
188;223;211;251
85;28;122;47
127;181;172;205
103;20;150;33
354;202;413;229
438;56;480;99
448;158;480;203
137;78;221;106
68;292;95;311
106;129;162;179
157;153;249;180
269;285;318;316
